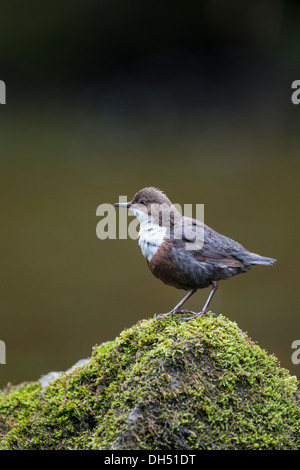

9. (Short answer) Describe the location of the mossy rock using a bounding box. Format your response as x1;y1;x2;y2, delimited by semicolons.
0;314;299;450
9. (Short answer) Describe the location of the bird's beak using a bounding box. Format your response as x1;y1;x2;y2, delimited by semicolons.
114;202;131;208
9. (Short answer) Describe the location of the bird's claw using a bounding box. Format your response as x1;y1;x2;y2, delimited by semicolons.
154;311;175;320
155;309;193;320
155;309;218;321
180;309;207;321
181;310;219;321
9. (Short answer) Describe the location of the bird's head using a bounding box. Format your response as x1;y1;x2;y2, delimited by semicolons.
114;187;177;225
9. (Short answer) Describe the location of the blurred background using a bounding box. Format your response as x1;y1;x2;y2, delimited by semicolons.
0;0;300;387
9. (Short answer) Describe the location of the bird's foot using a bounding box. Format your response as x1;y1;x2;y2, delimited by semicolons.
154;310;175;320
155;308;191;320
175;310;197;316
180;310;219;321
180;309;207;321
155;309;219;321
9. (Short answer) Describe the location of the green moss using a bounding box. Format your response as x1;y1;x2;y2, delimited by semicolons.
0;315;299;450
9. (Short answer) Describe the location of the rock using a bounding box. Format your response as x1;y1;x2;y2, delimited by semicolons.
38;358;91;388
0;315;299;450
38;371;63;388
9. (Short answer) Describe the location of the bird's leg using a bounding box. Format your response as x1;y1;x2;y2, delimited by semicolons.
181;281;219;321
155;288;197;320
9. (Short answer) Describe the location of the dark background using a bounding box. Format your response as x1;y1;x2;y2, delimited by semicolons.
1;0;300;387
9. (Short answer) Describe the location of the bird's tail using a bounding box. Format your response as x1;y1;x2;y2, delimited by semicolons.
247;252;277;266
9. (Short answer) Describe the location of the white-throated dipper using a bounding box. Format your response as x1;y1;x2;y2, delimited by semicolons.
114;187;276;320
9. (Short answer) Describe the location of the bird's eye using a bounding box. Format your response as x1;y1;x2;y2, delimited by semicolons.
140;200;147;205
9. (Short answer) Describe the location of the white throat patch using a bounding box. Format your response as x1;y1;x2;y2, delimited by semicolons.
137;218;167;261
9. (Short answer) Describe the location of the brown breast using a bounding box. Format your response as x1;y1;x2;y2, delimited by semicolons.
147;240;188;289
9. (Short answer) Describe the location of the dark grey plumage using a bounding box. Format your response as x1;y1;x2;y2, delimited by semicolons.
170;219;276;290
114;187;276;320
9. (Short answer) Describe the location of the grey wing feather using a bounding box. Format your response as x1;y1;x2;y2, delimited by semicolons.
178;217;245;268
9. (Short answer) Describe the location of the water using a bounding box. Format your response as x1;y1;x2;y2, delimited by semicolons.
0;101;299;387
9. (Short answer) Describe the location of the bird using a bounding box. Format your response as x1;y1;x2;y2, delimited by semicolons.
114;187;276;321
